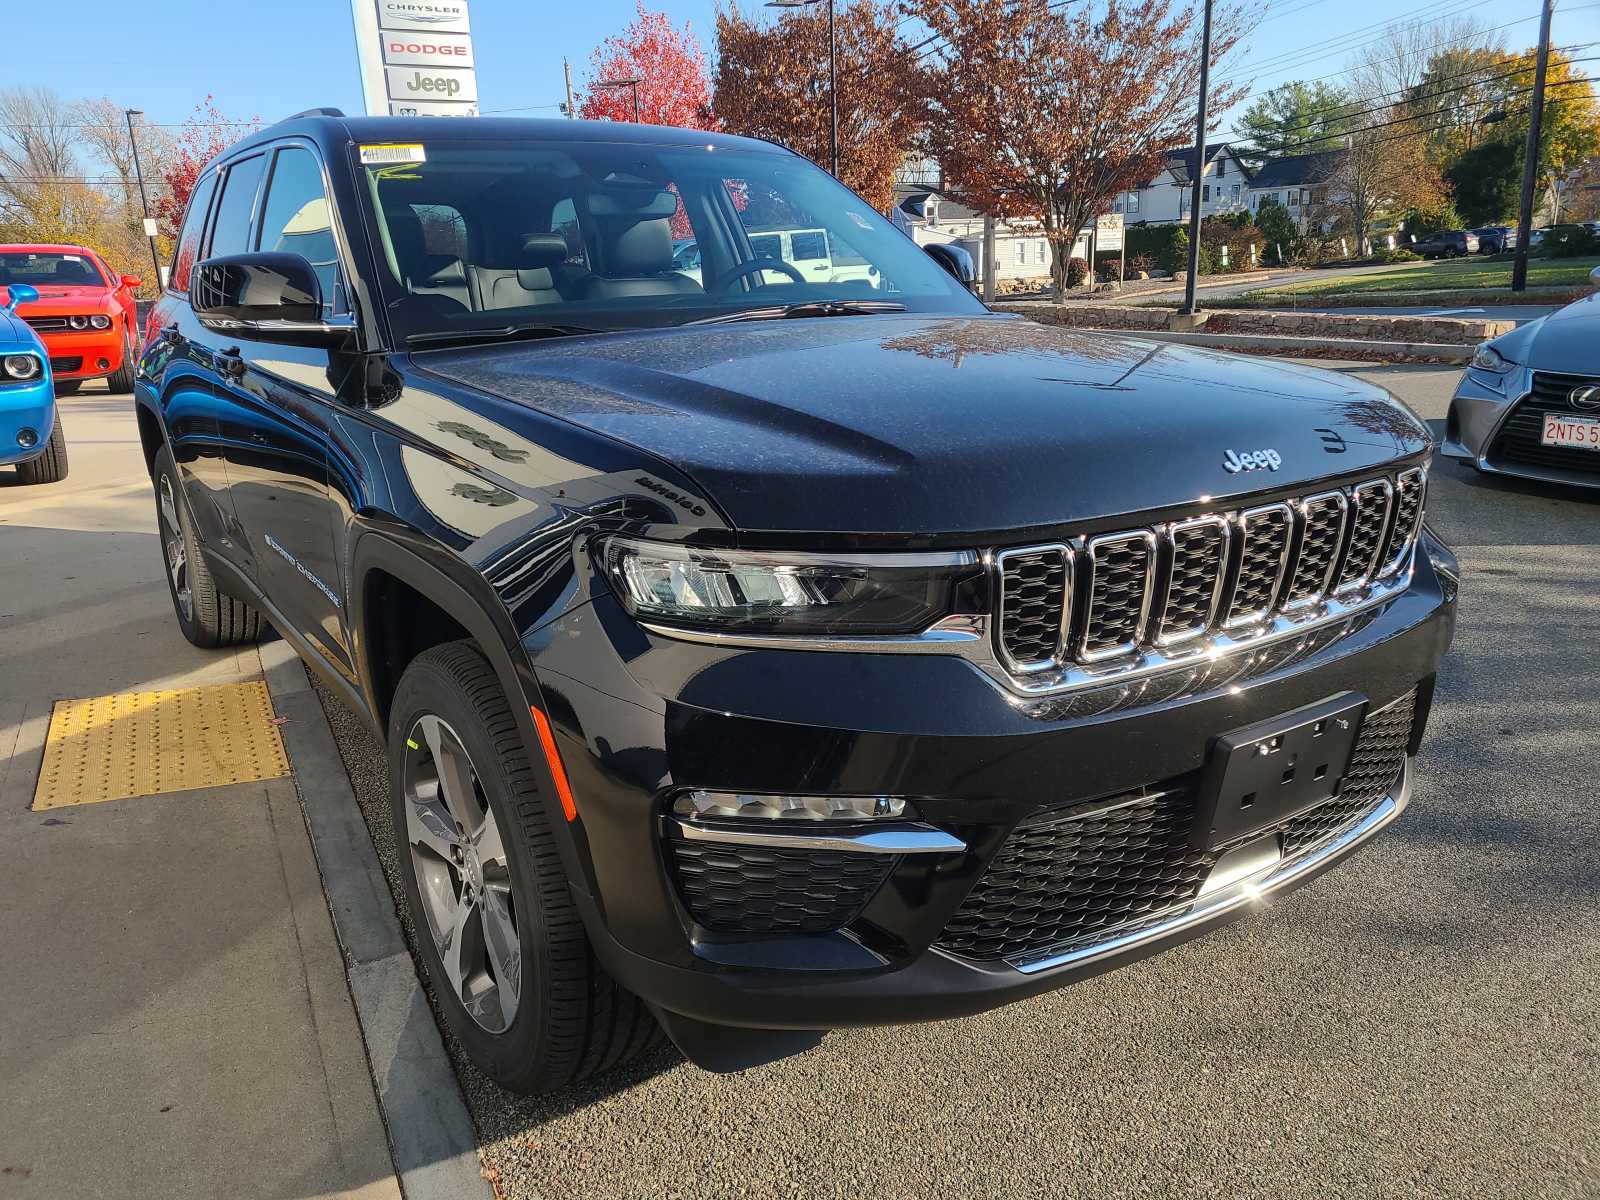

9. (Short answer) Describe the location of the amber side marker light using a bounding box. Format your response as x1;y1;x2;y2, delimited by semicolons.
530;706;578;821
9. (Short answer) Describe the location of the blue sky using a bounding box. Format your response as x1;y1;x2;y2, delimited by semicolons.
9;0;1598;145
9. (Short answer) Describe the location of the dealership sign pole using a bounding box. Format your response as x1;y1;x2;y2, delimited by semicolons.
350;1;479;117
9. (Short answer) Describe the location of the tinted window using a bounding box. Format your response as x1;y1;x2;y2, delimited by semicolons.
257;146;342;312
169;172;218;292
790;231;827;261
208;154;266;259
0;251;103;287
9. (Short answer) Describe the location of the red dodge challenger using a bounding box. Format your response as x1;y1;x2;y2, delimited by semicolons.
0;244;142;393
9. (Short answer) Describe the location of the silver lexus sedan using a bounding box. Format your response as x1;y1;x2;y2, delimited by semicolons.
1444;266;1600;489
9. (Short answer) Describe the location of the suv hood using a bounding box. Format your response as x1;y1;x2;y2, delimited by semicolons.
418;314;1429;537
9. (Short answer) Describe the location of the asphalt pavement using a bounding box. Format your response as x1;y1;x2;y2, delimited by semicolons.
308;361;1600;1200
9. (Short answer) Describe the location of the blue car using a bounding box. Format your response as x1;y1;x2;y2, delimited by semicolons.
1;283;67;484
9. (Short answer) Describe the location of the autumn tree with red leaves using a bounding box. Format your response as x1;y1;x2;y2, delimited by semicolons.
153;97;258;236
909;0;1255;297
578;4;717;129
714;1;925;212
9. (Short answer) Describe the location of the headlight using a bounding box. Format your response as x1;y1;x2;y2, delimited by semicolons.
600;536;985;635
67;315;89;331
89;314;111;330
2;354;41;380
1470;343;1513;373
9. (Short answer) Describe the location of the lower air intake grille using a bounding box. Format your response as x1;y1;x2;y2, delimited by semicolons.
937;689;1417;963
49;356;83;373
664;836;893;936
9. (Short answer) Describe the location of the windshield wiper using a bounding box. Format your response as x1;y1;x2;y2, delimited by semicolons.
687;300;907;326
405;322;604;349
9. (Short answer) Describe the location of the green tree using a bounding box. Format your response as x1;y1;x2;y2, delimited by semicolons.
1444;139;1520;225
1254;197;1298;262
1237;81;1359;166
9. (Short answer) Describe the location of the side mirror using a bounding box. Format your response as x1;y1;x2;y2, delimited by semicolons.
121;274;143;289
191;252;351;347
925;243;978;294
1;283;39;312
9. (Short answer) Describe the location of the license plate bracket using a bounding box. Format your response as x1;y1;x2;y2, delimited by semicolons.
1193;693;1368;851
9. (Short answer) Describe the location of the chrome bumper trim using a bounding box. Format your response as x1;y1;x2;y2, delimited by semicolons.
1008;758;1411;975
667;817;968;856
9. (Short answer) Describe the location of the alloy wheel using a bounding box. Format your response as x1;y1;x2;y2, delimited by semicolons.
158;474;192;623
402;714;522;1033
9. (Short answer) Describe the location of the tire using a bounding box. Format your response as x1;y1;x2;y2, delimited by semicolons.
16;420;67;484
53;380;80;396
388;641;660;1094
151;445;263;647
106;327;136;393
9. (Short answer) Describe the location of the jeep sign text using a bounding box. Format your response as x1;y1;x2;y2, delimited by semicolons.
384;65;478;103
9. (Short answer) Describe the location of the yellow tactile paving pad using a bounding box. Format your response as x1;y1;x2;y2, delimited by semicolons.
32;681;290;809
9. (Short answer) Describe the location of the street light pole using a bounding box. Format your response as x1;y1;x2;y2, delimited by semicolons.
767;0;838;177
599;78;643;123
1512;0;1555;293
1179;0;1214;317
124;108;162;285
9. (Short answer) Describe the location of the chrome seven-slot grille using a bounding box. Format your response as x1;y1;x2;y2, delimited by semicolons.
994;468;1426;678
935;689;1418;964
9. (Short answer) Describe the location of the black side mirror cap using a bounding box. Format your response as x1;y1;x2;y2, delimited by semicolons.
191;252;352;347
924;243;979;294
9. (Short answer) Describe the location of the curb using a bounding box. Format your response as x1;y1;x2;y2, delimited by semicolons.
1081;328;1473;362
261;639;494;1200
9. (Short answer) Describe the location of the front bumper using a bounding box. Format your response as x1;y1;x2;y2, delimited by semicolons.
1444;365;1600;490
37;327;124;380
525;531;1457;1034
0;379;57;467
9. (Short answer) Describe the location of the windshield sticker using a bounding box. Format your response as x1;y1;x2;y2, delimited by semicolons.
360;143;426;165
845;210;872;230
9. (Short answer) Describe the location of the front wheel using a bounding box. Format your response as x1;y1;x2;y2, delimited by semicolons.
106;328;136;393
388;641;660;1093
16;421;67;484
151;445;262;647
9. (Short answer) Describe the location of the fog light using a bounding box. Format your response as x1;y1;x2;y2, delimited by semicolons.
17;427;38;449
671;790;910;822
96;357;110;370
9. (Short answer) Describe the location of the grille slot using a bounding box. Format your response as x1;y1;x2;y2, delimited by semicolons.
25;316;69;333
1337;479;1393;590
664;836;893;936
1225;503;1293;627
1157;517;1229;645
937;689;1417;963
1081;531;1156;660
1282;491;1347;608
48;356;83;374
995;545;1072;671
1488;374;1600;478
1378;468;1426;577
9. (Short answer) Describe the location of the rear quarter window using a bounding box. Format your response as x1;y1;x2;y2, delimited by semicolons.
169;172;218;293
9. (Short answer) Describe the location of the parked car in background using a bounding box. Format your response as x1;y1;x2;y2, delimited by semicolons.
0;244;142;394
1471;226;1515;254
0;284;68;483
1445;265;1600;489
673;228;880;289
1412;230;1480;259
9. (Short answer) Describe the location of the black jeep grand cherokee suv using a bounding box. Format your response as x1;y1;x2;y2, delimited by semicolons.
135;113;1457;1092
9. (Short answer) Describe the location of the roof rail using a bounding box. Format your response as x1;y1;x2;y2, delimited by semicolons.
282;107;346;121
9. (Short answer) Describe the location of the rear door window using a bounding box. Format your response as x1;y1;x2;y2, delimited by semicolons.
207;154;267;259
168;172;218;293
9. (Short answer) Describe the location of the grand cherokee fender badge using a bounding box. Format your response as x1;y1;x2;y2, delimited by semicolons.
1222;447;1283;473
1570;385;1600;411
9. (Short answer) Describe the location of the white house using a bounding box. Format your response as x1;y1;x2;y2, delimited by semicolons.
1247;152;1340;230
1112;144;1253;226
892;185;1099;285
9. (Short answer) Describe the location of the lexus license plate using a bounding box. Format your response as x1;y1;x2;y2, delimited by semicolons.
1194;693;1368;851
1542;414;1600;451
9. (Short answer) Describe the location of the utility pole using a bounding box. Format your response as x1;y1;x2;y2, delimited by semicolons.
1512;0;1555;293
982;214;996;302
1179;0;1214;317
123;109;162;285
563;57;576;118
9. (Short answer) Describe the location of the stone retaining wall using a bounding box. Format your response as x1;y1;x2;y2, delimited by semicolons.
995;302;1513;345
1224;286;1588;310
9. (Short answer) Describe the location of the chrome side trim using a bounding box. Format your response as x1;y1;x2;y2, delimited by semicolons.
1336;478;1395;593
1223;502;1294;629
667;817;967;856
1155;514;1231;647
993;543;1074;674
638;612;987;654
1079;529;1158;662
1009;759;1411;975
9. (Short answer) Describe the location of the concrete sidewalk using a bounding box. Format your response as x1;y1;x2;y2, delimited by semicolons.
0;385;400;1199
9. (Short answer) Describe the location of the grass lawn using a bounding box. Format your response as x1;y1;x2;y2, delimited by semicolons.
1254;255;1600;296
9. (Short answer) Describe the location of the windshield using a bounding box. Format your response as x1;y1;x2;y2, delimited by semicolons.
354;140;982;341
0;251;107;287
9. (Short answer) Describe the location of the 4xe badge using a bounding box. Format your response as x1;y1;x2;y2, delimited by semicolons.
1222;447;1283;473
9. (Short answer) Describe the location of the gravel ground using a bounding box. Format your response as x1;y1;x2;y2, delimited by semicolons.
313;363;1600;1200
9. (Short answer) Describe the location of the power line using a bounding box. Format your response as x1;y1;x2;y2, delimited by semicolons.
1239;0;1497;79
